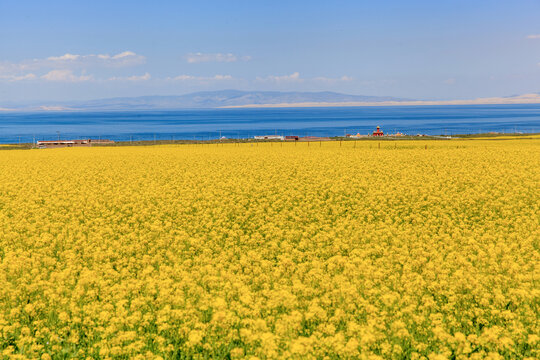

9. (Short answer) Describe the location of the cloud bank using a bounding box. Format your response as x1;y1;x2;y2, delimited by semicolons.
1;51;145;73
0;51;145;82
313;75;353;83
185;53;251;63
257;72;352;84
257;72;302;83
0;73;37;82
41;70;93;82
167;74;234;81
108;73;152;81
1;52;349;87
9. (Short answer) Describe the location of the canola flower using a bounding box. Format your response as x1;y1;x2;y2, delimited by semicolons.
0;139;538;359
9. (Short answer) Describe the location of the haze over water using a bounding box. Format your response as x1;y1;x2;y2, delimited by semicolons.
1;104;540;144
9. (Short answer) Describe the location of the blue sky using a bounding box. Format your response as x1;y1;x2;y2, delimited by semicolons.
1;0;539;102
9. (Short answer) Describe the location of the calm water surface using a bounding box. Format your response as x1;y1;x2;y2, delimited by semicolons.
1;105;539;143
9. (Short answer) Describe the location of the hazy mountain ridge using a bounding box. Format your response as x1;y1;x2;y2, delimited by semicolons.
1;90;410;111
73;90;410;110
3;91;540;112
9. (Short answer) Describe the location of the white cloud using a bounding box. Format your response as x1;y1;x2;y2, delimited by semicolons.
0;62;29;74
185;52;251;63
0;51;145;83
257;72;302;83
127;72;151;81
41;70;93;82
46;51;145;68
108;72;151;81
170;75;196;81
0;73;37;82
0;51;145;77
47;53;81;61
526;34;540;39
13;73;37;81
313;75;353;83
167;74;234;81
256;72;352;84
112;51;137;59
212;74;233;80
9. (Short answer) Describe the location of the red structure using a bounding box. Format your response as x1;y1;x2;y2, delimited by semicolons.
372;126;384;136
285;135;299;141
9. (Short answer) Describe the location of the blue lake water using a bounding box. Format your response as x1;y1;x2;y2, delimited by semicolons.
1;104;540;143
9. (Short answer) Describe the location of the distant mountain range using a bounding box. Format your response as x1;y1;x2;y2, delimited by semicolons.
1;90;410;111
2;90;540;111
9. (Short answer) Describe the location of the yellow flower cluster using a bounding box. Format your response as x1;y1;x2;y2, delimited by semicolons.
0;139;538;359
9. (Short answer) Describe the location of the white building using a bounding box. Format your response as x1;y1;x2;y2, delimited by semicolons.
254;135;284;140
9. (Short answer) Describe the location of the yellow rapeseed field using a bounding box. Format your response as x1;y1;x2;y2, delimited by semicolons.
0;139;538;360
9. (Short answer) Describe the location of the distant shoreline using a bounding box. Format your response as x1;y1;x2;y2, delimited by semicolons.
2;93;540;112
2;132;539;150
221;95;540;109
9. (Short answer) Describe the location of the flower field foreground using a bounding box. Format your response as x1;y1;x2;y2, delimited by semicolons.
0;139;538;360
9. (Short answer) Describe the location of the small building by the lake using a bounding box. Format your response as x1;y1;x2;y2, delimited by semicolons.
37;139;114;149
